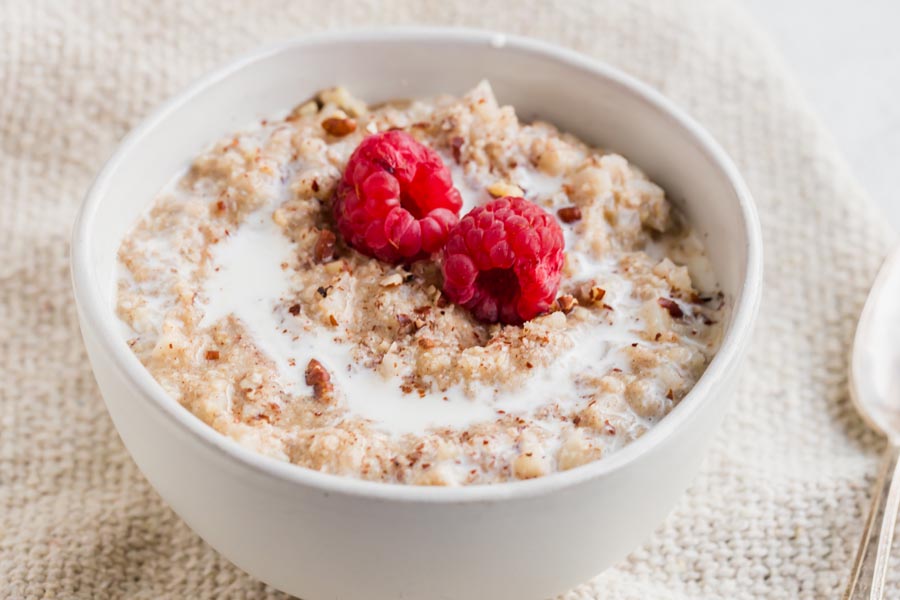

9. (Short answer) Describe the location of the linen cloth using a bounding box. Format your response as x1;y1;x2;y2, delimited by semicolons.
1;0;897;597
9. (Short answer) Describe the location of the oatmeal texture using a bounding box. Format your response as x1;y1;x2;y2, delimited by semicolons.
117;82;725;485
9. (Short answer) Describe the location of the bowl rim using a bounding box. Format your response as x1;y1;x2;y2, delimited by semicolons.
71;26;763;503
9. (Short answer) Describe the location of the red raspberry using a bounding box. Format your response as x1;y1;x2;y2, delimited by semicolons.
332;130;463;263
441;197;565;324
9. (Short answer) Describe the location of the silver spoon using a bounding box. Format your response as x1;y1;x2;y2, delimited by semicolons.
845;245;900;599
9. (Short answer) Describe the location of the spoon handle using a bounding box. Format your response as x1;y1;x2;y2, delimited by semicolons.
845;444;900;600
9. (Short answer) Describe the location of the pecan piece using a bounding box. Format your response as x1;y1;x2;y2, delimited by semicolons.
575;281;607;305
314;229;337;263
658;297;684;319
321;117;357;137
556;206;582;223
553;294;578;314
305;359;334;402
450;136;464;163
487;181;524;198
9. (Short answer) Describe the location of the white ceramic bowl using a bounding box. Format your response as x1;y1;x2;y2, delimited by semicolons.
71;28;762;600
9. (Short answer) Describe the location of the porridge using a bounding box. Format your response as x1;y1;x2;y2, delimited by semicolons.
116;82;725;485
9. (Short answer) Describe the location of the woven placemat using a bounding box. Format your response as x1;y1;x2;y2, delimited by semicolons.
1;0;896;597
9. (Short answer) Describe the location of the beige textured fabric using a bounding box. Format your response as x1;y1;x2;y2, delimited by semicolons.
1;0;897;597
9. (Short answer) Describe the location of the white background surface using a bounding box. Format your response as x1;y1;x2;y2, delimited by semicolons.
743;0;900;233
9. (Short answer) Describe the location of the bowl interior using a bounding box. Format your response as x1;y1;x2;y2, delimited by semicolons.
74;30;759;494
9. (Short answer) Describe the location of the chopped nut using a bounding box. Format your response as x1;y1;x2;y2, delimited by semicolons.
323;259;344;275
553;294;578;314
658;297;684;319
450;136;465;163
417;338;436;349
556;206;582;223
573;280;598;304
305;359;334;402
322;117;357;137
380;273;404;287
589;286;606;304
487;181;524;198
288;304;301;316
314;229;336;263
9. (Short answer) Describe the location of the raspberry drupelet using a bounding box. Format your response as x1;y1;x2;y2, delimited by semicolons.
332;130;463;263
441;196;565;325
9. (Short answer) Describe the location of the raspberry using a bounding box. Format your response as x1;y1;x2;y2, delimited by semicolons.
441;197;565;324
332;130;463;263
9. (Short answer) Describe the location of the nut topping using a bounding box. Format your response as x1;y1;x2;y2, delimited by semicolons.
450;136;464;163
487;181;524;198
314;229;337;263
380;273;404;287
553;294;578;314
658;297;684;319
305;359;334;402
556;206;582;223
588;286;606;304
322;117;357;137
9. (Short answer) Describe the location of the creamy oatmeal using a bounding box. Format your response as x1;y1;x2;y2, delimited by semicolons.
116;82;725;485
